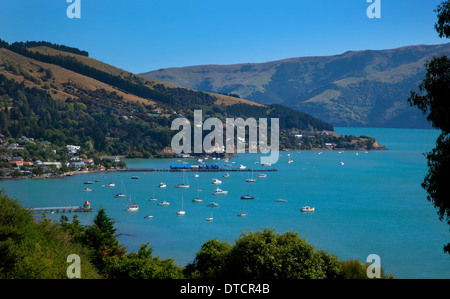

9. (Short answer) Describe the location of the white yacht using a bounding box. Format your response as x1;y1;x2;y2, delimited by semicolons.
175;171;190;188
158;182;167;188
176;196;185;215
213;187;228;195
126;198;139;212
211;178;222;184
157;200;170;206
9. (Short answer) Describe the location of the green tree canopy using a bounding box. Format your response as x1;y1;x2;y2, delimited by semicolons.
408;0;450;254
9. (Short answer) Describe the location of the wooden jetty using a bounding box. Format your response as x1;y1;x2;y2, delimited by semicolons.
29;201;93;214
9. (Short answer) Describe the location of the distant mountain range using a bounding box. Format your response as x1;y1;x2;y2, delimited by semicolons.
142;43;450;128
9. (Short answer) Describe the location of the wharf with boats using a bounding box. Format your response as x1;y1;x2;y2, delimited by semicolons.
115;164;277;173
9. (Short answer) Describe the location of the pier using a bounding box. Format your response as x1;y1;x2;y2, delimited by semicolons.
115;168;278;173
29;201;93;214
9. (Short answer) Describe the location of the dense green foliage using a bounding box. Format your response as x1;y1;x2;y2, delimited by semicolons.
0;190;101;278
185;229;341;279
0;190;183;278
408;0;450;255
0;74;174;157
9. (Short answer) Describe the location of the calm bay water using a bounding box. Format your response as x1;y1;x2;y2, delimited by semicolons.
1;127;449;278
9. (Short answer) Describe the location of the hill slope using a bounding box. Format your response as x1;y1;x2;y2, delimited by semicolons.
142;43;450;128
0;40;335;158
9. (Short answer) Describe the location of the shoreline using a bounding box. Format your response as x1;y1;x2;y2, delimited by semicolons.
0;147;386;182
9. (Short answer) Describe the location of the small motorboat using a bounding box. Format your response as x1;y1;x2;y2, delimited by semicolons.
211;178;222;184
207;202;219;208
144;215;153;219
157;200;170;206
301;206;315;213
158;182;167;188
213;187;228;195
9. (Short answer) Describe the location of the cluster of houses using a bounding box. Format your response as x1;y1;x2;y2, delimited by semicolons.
0;135;119;178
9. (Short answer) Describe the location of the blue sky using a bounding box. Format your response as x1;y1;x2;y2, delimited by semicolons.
0;0;447;73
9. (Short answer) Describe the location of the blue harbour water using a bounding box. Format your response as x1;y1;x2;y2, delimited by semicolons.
1;127;449;278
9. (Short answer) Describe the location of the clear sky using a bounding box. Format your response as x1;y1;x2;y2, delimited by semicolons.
0;0;447;73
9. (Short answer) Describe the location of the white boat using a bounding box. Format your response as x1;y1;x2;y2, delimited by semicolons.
207;202;219;207
144;215;153;219
241;182;254;199
115;179;127;198
301;206;315;213
340;162;344;166
261;162;271;167
84;181;94;185
239;164;247;170
275;186;287;202
222;173;230;177
206;209;213;221
157;200;170;206
127;197;139;212
192;187;203;203
175;171;190;188
211;178;222;184
257;173;267;178
148;191;157;201
82;188;92;192
246;170;256;182
287;160;294;164
213;187;228;195
106;183;115;187
158;182;167;188
176;196;186;215
131;176;140;179
194;174;200;178
237;206;247;217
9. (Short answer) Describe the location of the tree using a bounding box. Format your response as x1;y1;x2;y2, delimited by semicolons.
408;0;450;254
186;228;341;279
435;1;450;38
